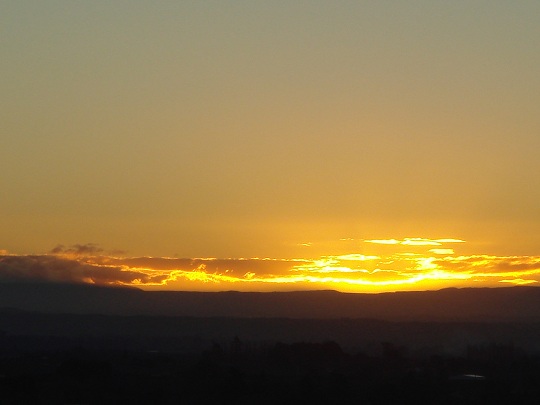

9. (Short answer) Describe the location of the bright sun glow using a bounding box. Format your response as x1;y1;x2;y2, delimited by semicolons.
1;237;536;293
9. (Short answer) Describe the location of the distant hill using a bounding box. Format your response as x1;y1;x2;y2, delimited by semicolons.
1;282;540;321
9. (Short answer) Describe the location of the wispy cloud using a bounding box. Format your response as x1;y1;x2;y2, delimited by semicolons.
365;239;400;245
499;279;538;285
365;238;465;246
1;239;540;292
429;249;454;255
50;243;104;256
0;255;168;285
336;254;380;261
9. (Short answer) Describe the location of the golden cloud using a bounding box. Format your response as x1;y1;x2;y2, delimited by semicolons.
365;238;465;246
2;239;540;292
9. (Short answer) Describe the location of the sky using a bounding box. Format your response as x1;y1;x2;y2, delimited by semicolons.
1;1;540;293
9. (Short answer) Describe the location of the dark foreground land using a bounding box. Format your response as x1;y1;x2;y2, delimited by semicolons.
2;285;540;403
2;283;540;321
1;312;540;404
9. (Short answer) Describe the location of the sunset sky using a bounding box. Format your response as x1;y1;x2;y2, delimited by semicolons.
2;1;540;292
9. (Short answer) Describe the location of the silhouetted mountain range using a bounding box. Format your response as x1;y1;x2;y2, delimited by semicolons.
3;283;540;404
1;282;540;321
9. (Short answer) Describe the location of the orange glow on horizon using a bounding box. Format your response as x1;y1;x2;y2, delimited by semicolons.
2;237;540;293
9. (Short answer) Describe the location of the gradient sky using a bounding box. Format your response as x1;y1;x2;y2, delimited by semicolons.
2;1;540;292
